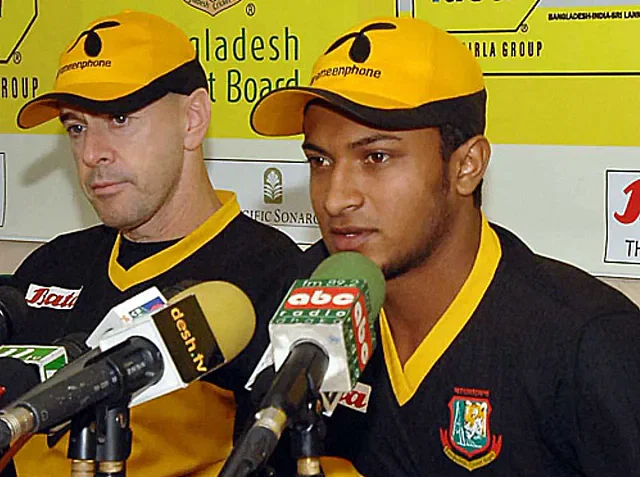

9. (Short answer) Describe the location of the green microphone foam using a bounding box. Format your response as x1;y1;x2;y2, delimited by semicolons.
310;252;385;317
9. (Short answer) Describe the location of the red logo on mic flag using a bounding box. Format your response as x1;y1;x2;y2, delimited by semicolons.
284;286;359;310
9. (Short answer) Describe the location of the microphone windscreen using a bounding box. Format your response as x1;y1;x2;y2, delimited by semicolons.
169;281;256;364
0;287;31;342
310;252;385;316
0;358;40;407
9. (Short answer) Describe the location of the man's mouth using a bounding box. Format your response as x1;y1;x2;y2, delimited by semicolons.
329;227;375;251
90;181;125;196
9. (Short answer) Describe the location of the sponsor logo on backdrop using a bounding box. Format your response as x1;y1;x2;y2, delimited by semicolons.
605;170;640;264
0;0;38;64
1;0;40;101
242;165;319;228
206;159;321;245
183;0;243;18
263;167;283;204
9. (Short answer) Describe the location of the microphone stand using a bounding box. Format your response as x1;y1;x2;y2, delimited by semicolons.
290;395;326;477
67;408;97;477
95;397;132;477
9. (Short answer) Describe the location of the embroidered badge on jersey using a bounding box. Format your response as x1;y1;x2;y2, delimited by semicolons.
25;284;82;310
439;387;502;471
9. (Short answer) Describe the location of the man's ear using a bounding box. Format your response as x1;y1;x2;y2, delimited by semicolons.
183;88;211;151
452;135;490;198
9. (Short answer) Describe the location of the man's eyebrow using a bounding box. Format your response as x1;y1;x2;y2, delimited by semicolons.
59;112;81;123
348;134;402;149
301;142;329;156
301;134;402;155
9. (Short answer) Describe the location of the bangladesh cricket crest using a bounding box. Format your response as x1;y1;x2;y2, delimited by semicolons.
440;388;502;471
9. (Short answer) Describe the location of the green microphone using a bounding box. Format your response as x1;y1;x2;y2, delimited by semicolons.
270;251;385;392
220;252;385;477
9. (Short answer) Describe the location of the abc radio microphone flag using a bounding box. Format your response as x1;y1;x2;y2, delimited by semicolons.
220;252;385;477
270;251;385;392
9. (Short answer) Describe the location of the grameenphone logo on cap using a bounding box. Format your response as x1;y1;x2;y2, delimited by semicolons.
182;0;243;18
263;167;283;204
57;21;119;77
310;22;395;85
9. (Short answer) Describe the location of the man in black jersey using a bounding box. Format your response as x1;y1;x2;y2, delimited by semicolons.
250;16;640;477
10;10;301;477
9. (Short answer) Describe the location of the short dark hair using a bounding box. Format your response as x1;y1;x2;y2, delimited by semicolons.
439;123;482;207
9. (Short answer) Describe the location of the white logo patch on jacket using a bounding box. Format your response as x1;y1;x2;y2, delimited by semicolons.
25;284;82;310
338;382;372;413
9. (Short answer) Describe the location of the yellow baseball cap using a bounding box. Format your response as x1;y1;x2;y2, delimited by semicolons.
17;10;207;129
251;17;486;137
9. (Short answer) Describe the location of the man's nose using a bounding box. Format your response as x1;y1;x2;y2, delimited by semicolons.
80;127;113;167
322;161;365;217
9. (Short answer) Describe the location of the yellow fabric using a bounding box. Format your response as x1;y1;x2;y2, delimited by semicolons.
251;16;484;136
382;216;502;406
319;456;365;476
15;381;236;476
108;190;240;291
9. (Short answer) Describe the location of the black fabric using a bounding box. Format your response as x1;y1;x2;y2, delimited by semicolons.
0;456;16;477
116;235;180;270
297;240;330;278
0;358;40;408
12;213;303;442
307;224;640;476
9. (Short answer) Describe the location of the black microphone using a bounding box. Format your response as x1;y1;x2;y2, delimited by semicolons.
0;336;163;448
0;285;33;345
0;332;90;409
220;252;385;477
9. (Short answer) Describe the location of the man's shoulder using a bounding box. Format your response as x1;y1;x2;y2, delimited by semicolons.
224;214;300;256
492;223;638;319
18;225;115;269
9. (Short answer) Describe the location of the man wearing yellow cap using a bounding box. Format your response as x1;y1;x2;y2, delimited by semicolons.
251;17;640;476
10;10;301;477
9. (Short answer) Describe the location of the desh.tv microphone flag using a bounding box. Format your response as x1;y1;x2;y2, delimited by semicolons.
220;252;385;477
0;281;256;448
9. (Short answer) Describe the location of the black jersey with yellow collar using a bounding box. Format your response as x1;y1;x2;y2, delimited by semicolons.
322;220;640;477
11;191;303;477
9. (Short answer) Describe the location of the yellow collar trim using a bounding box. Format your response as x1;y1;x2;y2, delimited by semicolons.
108;190;240;291
381;215;502;406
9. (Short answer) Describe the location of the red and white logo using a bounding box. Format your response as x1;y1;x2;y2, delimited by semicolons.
25;284;82;310
339;382;372;413
284;286;359;310
351;294;372;371
605;170;640;264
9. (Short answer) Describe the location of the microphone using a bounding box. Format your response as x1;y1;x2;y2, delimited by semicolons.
220;252;385;477
0;281;256;448
0;332;89;408
86;286;168;348
0;285;34;345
